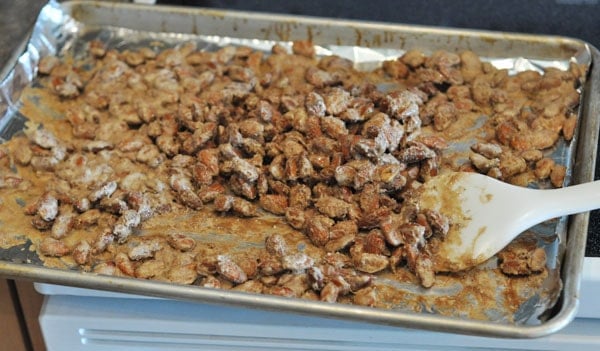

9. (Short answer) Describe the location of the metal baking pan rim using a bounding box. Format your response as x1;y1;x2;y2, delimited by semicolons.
0;259;578;338
64;0;590;59
0;0;597;338
553;44;600;336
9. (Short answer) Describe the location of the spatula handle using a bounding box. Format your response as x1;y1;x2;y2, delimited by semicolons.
538;180;600;219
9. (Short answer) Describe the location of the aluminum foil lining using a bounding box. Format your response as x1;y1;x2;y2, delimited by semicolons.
0;0;592;326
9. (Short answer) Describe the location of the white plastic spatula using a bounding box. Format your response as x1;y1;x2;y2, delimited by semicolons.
417;172;600;272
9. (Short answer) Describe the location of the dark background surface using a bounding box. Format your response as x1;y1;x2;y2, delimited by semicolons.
2;0;600;256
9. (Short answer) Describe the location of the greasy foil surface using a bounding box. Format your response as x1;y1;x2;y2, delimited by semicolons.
0;0;592;328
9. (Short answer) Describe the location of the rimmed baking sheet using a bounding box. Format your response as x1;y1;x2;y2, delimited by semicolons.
0;0;598;338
